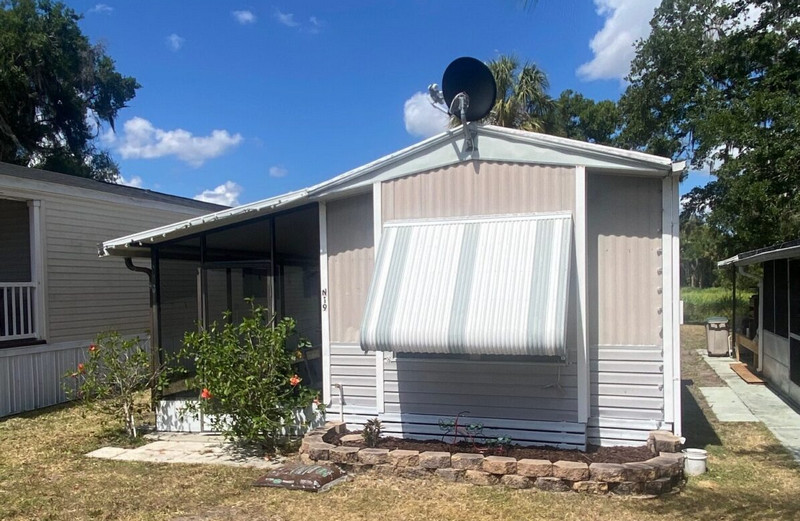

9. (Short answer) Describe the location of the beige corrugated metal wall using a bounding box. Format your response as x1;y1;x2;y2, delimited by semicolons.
586;173;665;442
379;161;580;425
326;193;374;344
587;174;662;347
382;162;575;220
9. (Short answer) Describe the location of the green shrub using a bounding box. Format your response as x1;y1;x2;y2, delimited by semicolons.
180;303;319;449
64;331;170;438
681;286;755;324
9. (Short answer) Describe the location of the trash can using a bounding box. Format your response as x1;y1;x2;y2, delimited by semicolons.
705;317;729;356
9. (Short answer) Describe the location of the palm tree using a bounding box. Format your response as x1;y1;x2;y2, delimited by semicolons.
484;55;555;132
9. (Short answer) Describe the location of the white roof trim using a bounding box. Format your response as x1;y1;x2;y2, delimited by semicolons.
101;189;307;256
718;243;800;267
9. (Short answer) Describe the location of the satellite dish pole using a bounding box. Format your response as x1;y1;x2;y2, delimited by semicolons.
428;57;497;152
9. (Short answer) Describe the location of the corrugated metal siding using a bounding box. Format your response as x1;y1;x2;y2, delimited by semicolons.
587;174;662;347
373;161;580;428
0;200;31;281
382;162;575;220
361;214;572;356
586;174;665;443
326;193;374;344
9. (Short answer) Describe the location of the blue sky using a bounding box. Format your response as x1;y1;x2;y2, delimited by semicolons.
71;1;709;206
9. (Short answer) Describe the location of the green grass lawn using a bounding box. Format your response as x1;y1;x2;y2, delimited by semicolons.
681;286;754;324
1;325;799;521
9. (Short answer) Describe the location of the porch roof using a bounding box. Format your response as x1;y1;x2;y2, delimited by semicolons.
718;238;800;267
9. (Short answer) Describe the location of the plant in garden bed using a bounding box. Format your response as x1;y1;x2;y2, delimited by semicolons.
64;331;171;438
180;302;320;451
362;418;382;447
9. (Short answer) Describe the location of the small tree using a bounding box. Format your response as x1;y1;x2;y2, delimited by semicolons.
180;304;318;449
65;332;168;438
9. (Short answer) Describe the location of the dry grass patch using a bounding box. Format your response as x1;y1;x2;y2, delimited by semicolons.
1;325;799;521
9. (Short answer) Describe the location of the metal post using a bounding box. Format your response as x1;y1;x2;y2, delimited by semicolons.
731;264;737;357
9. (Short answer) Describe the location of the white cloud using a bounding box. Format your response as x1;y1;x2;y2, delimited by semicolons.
113;117;243;167
403;92;449;138
89;4;113;14
577;0;660;81
274;9;299;27
269;166;288;178
232;10;256;24
117;174;143;188
166;33;185;52
194;181;242;206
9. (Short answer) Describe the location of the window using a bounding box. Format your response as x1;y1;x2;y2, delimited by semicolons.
763;261;775;333
775;259;789;337
790;338;800;387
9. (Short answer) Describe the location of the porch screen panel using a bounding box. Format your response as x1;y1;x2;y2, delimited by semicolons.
791;260;800;336
763;260;775;333
360;213;572;356
775;259;789;338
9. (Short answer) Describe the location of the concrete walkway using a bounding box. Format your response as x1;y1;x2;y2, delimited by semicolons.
86;432;286;468
698;350;800;462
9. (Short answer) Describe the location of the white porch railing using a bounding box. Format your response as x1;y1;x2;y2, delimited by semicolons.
0;282;37;341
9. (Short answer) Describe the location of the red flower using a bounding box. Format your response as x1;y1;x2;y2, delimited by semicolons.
77;363;85;373
88;344;97;353
201;388;212;400
290;374;301;387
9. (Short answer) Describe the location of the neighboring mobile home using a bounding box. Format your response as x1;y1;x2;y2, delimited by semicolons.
102;125;684;448
0;162;224;417
719;241;800;408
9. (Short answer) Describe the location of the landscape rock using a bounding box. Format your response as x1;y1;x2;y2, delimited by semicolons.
435;468;465;483
464;470;499;486
339;434;363;444
644;477;673;495
307;441;335;461
516;459;553;478
372;464;395;476
648;430;683;454
396;466;430;479
589;462;627;482
328;446;360;464
647;456;683;478
535;477;570;492
451;453;485;470
358;448;390;465
552;460;589;481
419;451;451;469
611;481;645;495
482;456;517;475
572;480;609;494
623;462;657;482
389;449;420;468
500;474;532;489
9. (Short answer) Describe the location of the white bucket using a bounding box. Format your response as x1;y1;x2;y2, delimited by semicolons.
682;448;708;475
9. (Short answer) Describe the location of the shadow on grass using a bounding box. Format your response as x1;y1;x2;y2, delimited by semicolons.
681;380;722;449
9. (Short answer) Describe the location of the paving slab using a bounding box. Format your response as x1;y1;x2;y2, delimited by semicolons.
87;432;286;469
699;386;758;422
699;350;800;462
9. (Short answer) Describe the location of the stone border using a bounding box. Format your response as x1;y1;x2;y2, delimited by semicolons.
300;423;685;497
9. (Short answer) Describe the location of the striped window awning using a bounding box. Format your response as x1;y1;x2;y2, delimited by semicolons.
360;213;572;357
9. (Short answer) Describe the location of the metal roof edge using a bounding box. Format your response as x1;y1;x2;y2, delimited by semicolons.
479;126;674;169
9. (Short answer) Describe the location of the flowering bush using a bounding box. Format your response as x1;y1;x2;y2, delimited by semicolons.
180;303;318;449
65;331;170;438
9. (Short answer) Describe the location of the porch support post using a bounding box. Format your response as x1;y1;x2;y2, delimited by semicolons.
319;202;331;405
662;172;681;436
575;166;589;424
373;181;385;414
27;200;46;340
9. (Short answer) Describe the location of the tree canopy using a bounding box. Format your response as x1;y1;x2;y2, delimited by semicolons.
0;0;139;181
621;0;800;255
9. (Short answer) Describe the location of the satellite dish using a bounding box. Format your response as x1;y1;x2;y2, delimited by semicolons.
442;57;497;122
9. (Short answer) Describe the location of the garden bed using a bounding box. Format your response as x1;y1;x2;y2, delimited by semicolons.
302;422;685;496
335;433;654;464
